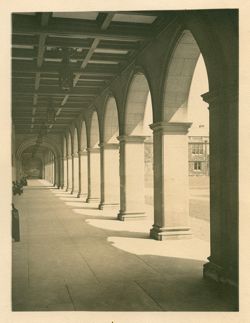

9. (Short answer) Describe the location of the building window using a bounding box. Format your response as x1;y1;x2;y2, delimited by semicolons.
192;143;203;155
194;161;202;171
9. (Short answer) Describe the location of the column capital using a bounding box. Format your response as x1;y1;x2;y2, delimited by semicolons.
67;155;72;159
86;147;100;153
99;142;119;149
117;135;147;143
150;122;192;134
72;152;79;157
78;149;87;156
202;84;238;105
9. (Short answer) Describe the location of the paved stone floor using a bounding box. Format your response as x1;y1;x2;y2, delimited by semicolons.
12;180;237;311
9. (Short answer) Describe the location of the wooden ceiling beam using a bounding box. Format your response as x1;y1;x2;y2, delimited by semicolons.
13;90;96;97
12;48;129;62
13;16;152;41
32;13;52;130
12;62;117;76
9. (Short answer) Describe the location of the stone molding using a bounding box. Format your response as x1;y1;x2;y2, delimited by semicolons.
202;84;238;105
86;147;100;153
150;122;192;134
78;149;87;156
117;135;147;143
99;142;119;149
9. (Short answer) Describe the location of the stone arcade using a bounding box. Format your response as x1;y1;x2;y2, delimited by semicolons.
12;10;238;310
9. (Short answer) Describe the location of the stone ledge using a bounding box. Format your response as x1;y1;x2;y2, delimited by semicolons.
117;211;146;221
150;225;192;240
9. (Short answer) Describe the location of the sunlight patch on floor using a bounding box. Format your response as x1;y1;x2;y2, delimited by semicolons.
86;218;152;233
107;236;209;261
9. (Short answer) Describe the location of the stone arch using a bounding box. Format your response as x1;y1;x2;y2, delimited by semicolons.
16;137;60;160
162;30;202;122
124;72;153;136
89;111;100;148
78;119;88;199
103;96;119;143
73;127;79;154
80;120;87;150
67;131;72;156
16;137;61;184
63;135;67;157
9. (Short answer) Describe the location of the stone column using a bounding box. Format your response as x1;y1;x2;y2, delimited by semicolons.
202;88;238;287
67;155;73;192
99;142;120;210
117;135;146;221
70;154;74;194
60;157;64;189
150;122;192;240
78;149;88;200
52;159;55;185
73;152;79;195
86;147;101;203
63;156;68;190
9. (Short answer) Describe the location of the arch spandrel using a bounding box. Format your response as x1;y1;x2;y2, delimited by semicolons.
124;72;153;136
80;120;87;151
103;96;119;144
73;127;79;154
16;137;61;160
162;30;201;122
89;111;100;148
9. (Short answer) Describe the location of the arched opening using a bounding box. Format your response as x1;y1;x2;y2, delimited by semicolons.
99;96;120;209
72;127;79;195
78;120;88;199
188;54;210;243
63;136;68;190
150;30;210;251
19;144;57;186
87;111;101;203
21;150;43;179
118;72;153;220
67;131;73;192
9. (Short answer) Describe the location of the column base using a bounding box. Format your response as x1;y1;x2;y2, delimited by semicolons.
86;197;100;203
150;225;192;240
99;202;119;210
203;260;238;288
117;211;146;221
77;192;88;200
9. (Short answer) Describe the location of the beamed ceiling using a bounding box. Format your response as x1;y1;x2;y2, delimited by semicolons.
12;11;176;134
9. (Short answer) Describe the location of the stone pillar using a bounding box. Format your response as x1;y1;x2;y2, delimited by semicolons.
202;88;238;288
54;158;58;187
86;147;101;203
63;157;68;190
52;159;55;185
67;155;73;192
99;143;120;210
73;152;79;195
70;154;74;194
150;122;192;240
60;157;64;188
78;149;88;200
117;135;146;221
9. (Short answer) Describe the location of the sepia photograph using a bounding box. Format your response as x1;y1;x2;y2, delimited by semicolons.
0;1;249;323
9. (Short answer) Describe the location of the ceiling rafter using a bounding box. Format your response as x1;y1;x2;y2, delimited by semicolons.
49;12;115;132
31;13;51;131
13;15;153;42
12;11;175;135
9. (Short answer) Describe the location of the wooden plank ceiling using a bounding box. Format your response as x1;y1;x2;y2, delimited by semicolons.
12;11;175;134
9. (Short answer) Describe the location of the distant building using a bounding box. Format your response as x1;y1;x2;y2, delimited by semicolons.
188;136;209;176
